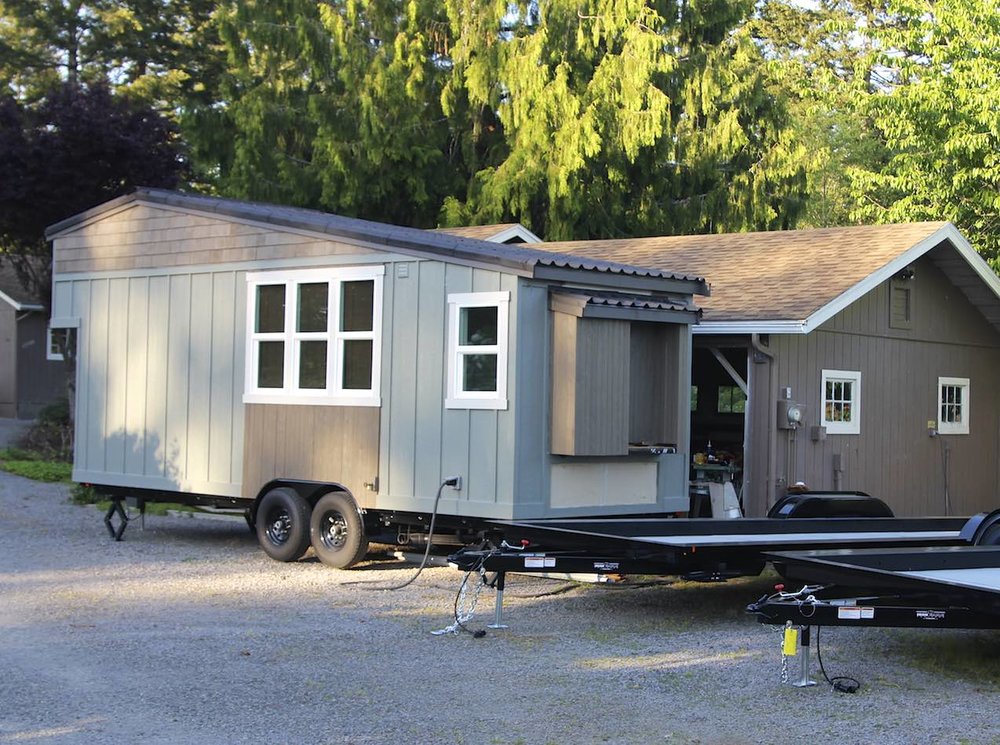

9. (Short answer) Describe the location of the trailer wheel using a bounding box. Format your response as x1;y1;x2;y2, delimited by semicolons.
310;491;369;569
256;487;311;562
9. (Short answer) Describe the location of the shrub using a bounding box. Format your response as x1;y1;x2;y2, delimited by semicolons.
17;398;73;462
70;482;99;504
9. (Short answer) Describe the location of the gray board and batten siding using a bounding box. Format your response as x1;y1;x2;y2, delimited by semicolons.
48;190;705;520
754;250;1000;518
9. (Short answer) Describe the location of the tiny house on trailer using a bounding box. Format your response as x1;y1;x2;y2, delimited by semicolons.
46;189;706;567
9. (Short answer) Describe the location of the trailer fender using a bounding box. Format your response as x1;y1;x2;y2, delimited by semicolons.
964;509;1000;545
249;479;355;523
767;491;893;519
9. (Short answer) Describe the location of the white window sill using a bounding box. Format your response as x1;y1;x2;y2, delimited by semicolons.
244;392;381;407
445;397;508;411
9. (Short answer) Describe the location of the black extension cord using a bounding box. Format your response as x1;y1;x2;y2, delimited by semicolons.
815;626;861;694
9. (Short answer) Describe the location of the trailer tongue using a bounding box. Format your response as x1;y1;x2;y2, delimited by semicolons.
747;545;1000;628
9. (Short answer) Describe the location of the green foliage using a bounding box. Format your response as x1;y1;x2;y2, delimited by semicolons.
70;482;99;504
0;448;72;482
0;1;227;109
186;0;806;239
15;398;73;461
846;0;1000;267
186;0;463;226
441;0;807;239
755;0;1000;265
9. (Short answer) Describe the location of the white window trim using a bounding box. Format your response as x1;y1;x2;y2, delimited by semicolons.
46;319;79;361
937;376;970;435
821;369;861;435
244;265;384;407
446;291;510;410
46;326;64;361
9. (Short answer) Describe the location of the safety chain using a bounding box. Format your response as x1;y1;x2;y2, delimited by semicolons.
431;563;489;636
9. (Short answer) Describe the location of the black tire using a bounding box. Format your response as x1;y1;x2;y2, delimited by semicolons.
309;491;369;569
256;487;311;562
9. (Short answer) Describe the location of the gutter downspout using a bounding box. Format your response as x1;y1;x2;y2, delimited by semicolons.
751;333;777;517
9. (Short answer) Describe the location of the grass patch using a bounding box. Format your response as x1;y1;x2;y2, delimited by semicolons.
0;447;73;482
887;629;1000;689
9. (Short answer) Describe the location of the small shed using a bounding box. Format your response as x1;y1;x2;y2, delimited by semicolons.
47;190;707;520
0;264;65;419
540;223;1000;518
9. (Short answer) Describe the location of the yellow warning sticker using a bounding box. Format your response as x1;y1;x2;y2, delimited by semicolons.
782;627;799;656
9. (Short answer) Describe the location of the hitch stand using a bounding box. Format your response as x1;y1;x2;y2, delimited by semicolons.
487;571;508;629
103;497;146;541
793;626;817;688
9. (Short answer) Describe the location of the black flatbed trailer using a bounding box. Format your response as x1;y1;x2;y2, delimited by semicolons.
447;505;1000;630
742;542;1000;688
455;513;974;580
747;545;1000;629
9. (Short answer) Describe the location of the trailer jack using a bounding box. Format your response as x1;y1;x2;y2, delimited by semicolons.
103;497;145;541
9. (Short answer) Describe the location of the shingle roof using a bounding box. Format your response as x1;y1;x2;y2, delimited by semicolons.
538;223;968;328
0;263;44;310
435;224;522;240
47;189;705;293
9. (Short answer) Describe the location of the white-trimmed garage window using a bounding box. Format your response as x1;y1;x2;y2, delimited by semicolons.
821;369;861;435
244;266;384;406
938;377;970;435
446;291;509;410
46;323;77;362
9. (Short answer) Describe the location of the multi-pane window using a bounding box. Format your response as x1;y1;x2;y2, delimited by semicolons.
245;267;383;406
717;385;746;414
821;369;861;434
446;292;509;410
938;377;970;435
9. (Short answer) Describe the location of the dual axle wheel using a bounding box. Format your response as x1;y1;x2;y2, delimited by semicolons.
255;487;369;569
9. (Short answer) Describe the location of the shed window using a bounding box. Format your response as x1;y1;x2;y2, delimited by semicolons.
821;369;861;435
938;377;969;435
245;266;383;406
717;385;746;414
446;291;509;410
46;326;75;362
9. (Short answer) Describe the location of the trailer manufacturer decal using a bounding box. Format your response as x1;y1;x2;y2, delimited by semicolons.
916;610;946;621
593;562;620;572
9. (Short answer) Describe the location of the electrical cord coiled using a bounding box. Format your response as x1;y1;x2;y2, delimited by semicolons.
815;626;861;694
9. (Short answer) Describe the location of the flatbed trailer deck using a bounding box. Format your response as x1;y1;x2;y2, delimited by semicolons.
454;514;974;580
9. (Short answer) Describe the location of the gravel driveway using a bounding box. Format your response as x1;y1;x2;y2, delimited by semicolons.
1;470;997;745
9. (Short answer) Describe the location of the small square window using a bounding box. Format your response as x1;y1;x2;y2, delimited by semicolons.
821;369;861;435
47;326;75;362
937;377;969;435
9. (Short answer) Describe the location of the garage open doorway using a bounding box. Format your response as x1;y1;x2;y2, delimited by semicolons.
690;343;749;513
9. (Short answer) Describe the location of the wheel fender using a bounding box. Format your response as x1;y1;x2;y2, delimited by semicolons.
963;509;1000;545
250;478;354;522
